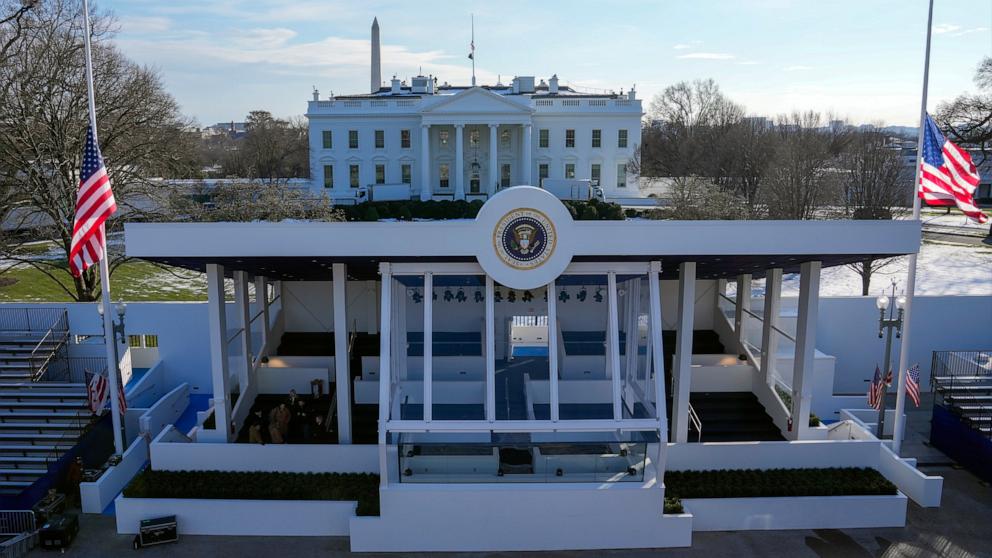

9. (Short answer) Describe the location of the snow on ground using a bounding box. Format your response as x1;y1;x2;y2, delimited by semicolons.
739;241;992;298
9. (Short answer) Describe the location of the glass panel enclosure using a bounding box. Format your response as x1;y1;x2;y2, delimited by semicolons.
495;284;549;421
554;275;613;420
616;275;655;419
391;276;424;420
432;275;486;420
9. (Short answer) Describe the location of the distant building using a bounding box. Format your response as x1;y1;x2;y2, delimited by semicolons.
201;122;247;140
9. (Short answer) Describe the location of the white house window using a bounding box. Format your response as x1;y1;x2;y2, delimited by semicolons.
565;163;576;179
590;164;601;186
539;129;549;148
401;129;411;148
375;164;386;184
592;129;601;148
440;163;450;188
469;129;480;147
470;173;481;193
616;163;627;188
350;164;360;187
538;163;549;184
401;164;412;184
618;129;628;148
500;129;511;148
565;129;575;148
349;130;359;149
322;130;332;149
375;130;385;149
323;165;333;188
439;130;449;145
501;163;511;188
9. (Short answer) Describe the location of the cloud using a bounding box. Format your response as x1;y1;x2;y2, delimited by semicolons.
676;52;736;60
234;28;298;49
118;16;172;34
673;40;702;50
783;65;813;71
933;23;961;34
738;60;760;66
934;23;989;37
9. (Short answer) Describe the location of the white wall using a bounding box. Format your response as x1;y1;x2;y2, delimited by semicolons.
282;281;333;331
80;436;148;514
138;383;190;439
149;439;378;473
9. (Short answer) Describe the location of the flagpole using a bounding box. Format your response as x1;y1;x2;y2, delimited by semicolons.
82;0;124;456
892;0;933;455
470;14;476;87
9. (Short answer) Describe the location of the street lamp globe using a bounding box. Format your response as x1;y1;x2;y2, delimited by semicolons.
875;295;889;311
895;295;907;310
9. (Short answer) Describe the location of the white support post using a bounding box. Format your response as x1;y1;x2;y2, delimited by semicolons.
791;261;821;441
548;279;560;422
233;271;252;393
489;124;499;196
607;272;622;420
419;125;431;201
332;264;352;444
423;272;433;423
454;124;465;200
522;124;533;186
206;264;232;442
253;275;269;358
485;275;496;422
734;274;752;357
670;262;696;444
377;263;392;486
648;261;668;487
760;268;783;387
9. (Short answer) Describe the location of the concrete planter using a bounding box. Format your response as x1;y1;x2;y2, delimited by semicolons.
115;496;357;536
684;492;907;531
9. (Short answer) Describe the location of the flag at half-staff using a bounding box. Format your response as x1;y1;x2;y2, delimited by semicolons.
868;365;884;410
69;125;118;276
919;114;988;224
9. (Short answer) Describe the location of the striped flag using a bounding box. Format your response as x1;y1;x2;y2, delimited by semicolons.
68;125;118;277
884;368;893;387
906;364;922;408
868;365;884;410
87;371;108;415
919;114;988;224
117;376;127;414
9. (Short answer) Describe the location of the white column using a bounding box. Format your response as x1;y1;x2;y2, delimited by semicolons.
671;262;696;443
485;275;496;422
332;263;352;443
522;124;533;186
548;279;560;422
206;263;232;442
607;272;622;420
734;274;752;358
488;123;499;196
233;270;252;393
791;261;821;441
377;263;392;486
759;268;783;387
423;272;433;422
648;262;668;486
454;124;465;200
253;275;269;357
419;124;431;201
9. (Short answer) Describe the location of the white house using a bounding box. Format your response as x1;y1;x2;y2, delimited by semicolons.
307;20;642;202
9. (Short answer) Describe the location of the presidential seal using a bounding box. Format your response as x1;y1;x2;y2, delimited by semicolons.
493;208;556;270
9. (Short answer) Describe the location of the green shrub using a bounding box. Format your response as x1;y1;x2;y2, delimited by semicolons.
341;199;624;222
124;469;381;516
664;468;896;500
664;497;684;514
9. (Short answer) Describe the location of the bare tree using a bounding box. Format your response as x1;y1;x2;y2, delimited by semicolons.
165;181;343;223
222;111;309;180
936;57;992;162
0;0;196;301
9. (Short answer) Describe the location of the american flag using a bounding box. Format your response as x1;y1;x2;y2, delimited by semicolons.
884;368;893;387
87;371;107;415
868;365;884;410
68;125;117;277
919;114;988;224
117;375;128;414
905;364;922;408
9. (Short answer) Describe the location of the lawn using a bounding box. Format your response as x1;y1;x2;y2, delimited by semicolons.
0;260;209;302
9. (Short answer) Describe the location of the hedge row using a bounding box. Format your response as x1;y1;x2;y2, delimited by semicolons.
341;198;624;222
664;467;896;500
123;469;380;516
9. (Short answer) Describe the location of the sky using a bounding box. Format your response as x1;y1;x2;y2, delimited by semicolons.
102;0;992;127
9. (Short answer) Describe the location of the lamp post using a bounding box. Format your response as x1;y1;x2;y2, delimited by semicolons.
875;280;906;438
96;301;127;455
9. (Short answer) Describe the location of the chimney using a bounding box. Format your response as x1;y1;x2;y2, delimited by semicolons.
370;17;381;93
511;77;520;94
549;74;559;94
391;76;401;94
628;85;636;101
312;87;320;101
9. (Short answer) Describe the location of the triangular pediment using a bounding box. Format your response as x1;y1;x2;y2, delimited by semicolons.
422;88;532;115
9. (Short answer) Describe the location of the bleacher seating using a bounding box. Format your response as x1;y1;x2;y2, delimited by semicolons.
933;371;992;436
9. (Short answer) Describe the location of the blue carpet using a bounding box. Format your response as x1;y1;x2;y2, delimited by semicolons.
174;394;212;435
512;346;548;358
125;368;150;389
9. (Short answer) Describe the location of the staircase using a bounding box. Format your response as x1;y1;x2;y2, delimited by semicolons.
668;392;784;442
931;351;992;436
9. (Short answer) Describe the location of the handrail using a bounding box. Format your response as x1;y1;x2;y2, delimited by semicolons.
687;402;702;443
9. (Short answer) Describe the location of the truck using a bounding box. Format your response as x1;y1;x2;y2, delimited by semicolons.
540;179;606;202
355;183;414;203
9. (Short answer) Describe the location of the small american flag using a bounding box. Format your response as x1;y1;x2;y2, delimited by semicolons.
87;371;107;415
69;125;117;277
906;364;922;408
884;368;893;387
919;114;988;223
868;365;884;410
117;375;128;414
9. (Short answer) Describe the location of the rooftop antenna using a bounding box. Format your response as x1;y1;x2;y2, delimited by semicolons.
468;14;476;86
